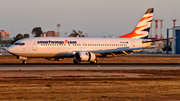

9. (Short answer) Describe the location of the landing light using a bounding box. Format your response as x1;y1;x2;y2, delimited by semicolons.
72;51;76;55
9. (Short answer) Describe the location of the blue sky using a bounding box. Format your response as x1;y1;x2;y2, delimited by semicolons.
0;0;179;38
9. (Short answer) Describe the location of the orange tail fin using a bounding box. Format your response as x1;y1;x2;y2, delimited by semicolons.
119;8;154;39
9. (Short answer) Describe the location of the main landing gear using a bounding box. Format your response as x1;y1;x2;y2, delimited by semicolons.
73;59;98;64
73;59;80;64
90;59;97;64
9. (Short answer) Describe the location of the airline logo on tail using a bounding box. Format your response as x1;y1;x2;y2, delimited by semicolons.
119;8;154;39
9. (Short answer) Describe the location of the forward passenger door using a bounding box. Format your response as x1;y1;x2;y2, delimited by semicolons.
31;39;37;50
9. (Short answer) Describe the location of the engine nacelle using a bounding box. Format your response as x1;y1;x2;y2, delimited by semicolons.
74;51;96;62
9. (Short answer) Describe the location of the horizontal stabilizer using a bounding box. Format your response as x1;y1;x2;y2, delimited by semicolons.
142;38;173;43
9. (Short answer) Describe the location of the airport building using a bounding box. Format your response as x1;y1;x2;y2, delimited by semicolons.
42;31;59;37
167;26;180;54
0;43;11;47
0;30;10;40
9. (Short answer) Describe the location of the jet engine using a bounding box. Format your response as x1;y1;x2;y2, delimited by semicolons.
74;51;96;62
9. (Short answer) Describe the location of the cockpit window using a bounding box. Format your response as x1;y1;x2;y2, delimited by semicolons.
19;43;25;46
14;43;25;46
14;43;19;45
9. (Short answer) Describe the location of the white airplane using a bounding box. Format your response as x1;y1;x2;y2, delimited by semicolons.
7;8;154;64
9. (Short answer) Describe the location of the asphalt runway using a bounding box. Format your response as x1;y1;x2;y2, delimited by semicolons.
0;63;180;70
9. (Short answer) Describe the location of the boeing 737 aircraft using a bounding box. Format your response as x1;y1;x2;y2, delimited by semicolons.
7;8;154;64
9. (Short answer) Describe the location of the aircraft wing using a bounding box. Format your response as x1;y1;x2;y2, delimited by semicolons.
92;47;142;57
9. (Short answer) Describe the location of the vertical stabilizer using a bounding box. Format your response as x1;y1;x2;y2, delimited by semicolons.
119;8;154;39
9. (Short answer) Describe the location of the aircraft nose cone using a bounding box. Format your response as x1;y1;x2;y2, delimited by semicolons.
7;47;12;54
7;47;15;55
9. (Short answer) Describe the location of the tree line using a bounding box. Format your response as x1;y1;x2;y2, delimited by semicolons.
11;27;86;44
31;27;85;37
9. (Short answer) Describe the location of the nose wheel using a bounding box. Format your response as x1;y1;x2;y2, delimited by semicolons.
22;60;27;64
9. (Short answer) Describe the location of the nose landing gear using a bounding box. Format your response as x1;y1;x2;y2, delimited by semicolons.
22;60;27;64
18;56;28;64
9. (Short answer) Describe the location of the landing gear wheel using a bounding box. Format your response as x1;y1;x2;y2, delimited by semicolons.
73;59;80;64
90;59;98;64
22;60;27;64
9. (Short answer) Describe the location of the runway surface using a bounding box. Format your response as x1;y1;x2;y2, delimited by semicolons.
1;63;180;70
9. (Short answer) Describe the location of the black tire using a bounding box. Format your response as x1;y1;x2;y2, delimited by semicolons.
90;59;98;64
73;59;80;64
22;60;27;64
